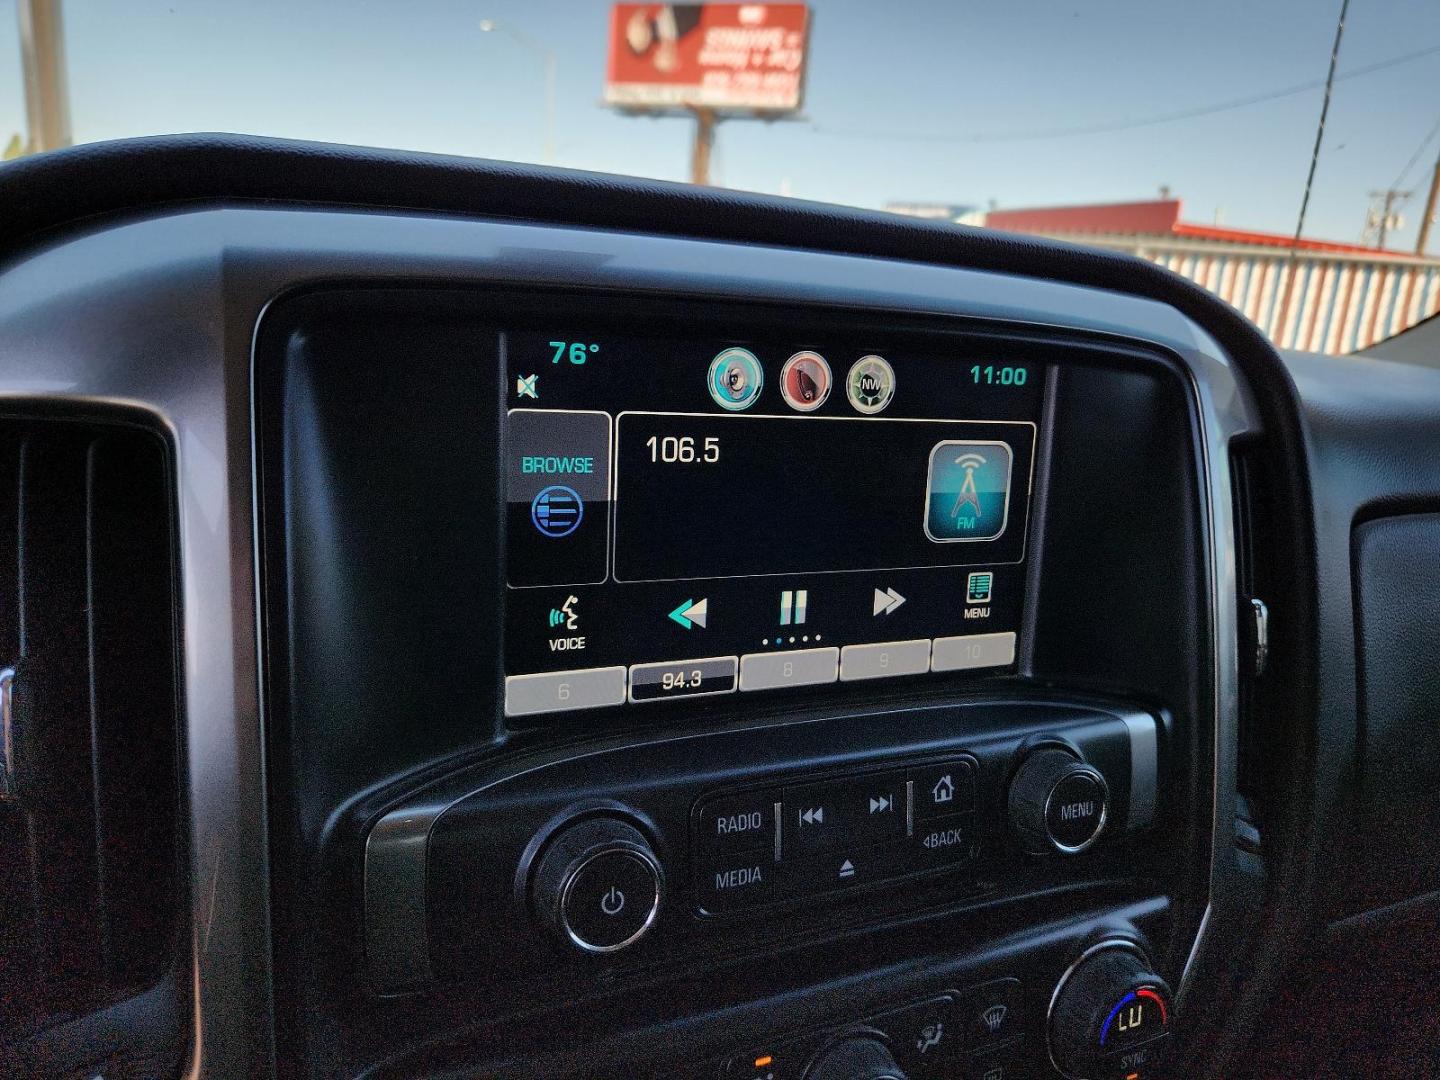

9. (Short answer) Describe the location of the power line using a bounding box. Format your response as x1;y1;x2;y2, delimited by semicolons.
808;40;1440;145
1390;114;1440;192
1292;0;1350;252
1276;0;1350;338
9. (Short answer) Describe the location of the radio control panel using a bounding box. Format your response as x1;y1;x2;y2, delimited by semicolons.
691;756;980;915
364;699;1162;998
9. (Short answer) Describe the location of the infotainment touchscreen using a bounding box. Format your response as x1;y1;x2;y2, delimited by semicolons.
501;330;1043;718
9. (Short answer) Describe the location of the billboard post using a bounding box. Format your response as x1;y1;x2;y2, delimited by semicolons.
603;3;810;185
690;107;717;186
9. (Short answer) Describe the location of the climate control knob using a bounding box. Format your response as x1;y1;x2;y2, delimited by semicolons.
529;816;663;954
1008;746;1109;854
804;1036;907;1080
1048;942;1173;1079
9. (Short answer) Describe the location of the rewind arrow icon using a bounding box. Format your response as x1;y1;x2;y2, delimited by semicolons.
667;598;708;629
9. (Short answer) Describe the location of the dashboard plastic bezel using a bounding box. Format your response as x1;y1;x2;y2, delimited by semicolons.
0;201;1260;1079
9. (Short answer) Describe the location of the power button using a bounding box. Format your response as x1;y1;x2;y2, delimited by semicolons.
531;816;665;954
562;849;661;951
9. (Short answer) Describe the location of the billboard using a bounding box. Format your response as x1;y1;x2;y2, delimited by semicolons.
604;4;810;113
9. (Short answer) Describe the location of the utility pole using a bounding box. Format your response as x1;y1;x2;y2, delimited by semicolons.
1364;188;1411;249
689;108;717;186
479;19;556;165
1418;153;1440;256
17;0;72;154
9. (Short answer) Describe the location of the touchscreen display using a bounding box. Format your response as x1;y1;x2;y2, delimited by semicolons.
501;331;1042;718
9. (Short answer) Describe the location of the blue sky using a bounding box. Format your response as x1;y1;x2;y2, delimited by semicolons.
2;0;1438;250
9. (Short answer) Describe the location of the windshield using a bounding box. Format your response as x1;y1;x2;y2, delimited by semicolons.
3;0;1438;355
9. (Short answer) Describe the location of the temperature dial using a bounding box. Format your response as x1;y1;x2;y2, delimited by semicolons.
1048;942;1174;1079
804;1036;907;1080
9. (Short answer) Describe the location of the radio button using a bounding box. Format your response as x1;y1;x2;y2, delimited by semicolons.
698;791;778;856
503;666;627;718
839;639;931;682
909;759;977;819
931;630;1016;672
739;647;839;692
696;854;776;914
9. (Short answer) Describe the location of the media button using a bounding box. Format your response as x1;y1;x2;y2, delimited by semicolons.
909;758;977;818
504;666;627;718
696;853;776;914
697;790;778;855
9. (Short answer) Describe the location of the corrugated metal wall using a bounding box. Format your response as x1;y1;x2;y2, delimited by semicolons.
1062;236;1440;354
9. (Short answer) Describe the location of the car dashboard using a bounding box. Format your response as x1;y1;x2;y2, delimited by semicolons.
1;135;1439;1080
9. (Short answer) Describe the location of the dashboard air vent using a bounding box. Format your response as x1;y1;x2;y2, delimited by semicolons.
0;417;180;1043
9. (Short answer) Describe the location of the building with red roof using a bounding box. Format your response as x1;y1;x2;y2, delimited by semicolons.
977;199;1440;354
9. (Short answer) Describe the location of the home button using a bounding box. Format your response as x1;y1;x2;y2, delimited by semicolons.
908;758;977;819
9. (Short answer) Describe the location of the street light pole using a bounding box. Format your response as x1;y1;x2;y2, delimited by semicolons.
17;0;72;154
479;19;556;166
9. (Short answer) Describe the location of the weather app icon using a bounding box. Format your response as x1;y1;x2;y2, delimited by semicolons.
924;441;1013;542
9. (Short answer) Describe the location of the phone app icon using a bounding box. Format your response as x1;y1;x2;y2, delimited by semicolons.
924;441;1013;542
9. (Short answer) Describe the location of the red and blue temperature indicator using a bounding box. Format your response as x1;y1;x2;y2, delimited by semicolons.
1099;986;1169;1047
